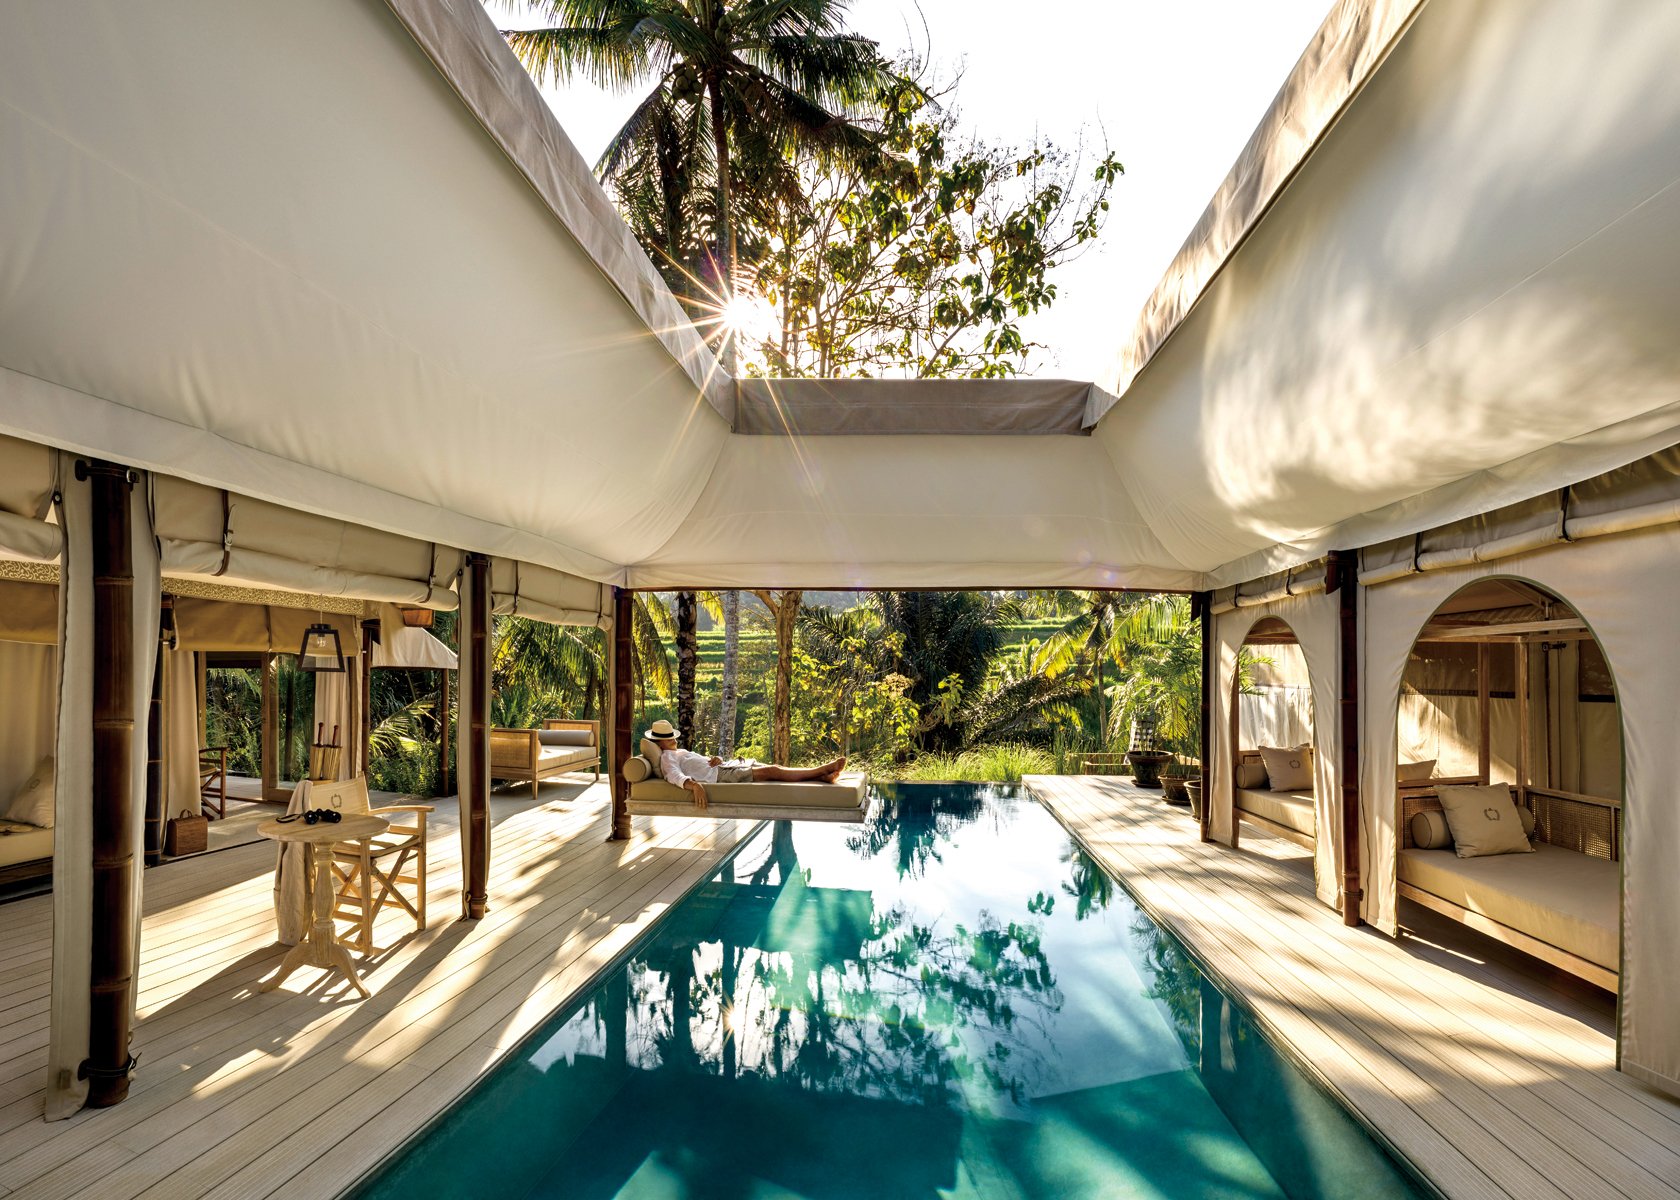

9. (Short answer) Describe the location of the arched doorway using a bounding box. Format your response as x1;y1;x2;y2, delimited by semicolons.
1229;616;1317;850
1394;577;1623;991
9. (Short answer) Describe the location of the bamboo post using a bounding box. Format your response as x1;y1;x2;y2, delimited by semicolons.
80;459;138;1107
1476;641;1491;783
1516;640;1531;809
1194;591;1213;843
610;587;633;842
1331;551;1363;928
261;652;279;800
143;599;170;867
360;618;378;779
463;554;491;919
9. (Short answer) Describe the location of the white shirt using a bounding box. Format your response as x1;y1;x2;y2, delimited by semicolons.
660;748;718;788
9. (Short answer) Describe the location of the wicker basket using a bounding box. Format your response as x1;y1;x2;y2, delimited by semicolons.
165;814;208;856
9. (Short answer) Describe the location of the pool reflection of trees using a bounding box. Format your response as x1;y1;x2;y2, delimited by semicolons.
614;793;1127;1113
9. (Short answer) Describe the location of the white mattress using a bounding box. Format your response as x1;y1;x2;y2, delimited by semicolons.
1236;787;1314;837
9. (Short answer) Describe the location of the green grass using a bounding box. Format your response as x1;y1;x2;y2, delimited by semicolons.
869;743;1059;783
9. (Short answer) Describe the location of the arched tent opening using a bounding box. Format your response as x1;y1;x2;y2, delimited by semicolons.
1394;577;1622;993
1230;616;1317;851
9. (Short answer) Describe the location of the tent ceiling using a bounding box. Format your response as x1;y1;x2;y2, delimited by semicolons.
3;1;1679;591
1096;0;1680;586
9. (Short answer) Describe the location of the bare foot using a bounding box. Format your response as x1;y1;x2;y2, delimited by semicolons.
823;757;846;782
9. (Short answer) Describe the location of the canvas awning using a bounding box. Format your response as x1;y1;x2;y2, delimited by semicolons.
372;625;458;671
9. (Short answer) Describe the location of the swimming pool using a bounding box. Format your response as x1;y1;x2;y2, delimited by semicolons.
356;783;1425;1199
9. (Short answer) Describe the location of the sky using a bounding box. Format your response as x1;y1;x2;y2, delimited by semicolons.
494;0;1333;383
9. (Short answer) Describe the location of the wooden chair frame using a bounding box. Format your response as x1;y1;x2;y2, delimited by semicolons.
198;746;228;820
310;778;434;955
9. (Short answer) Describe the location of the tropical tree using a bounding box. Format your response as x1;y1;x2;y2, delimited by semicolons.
955;638;1086;749
742;71;1122;378
674;590;698;746
503;4;900;751
793;602;914;757
502;0;898;337
874;591;1018;751
1043;591;1192;747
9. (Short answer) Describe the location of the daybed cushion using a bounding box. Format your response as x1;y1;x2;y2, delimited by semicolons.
1235;761;1269;790
1236;787;1314;837
1398;759;1437;782
0;820;53;869
2;756;54;828
639;737;665;766
1258;746;1313;792
538;728;594;748
535;745;595;769
1399;843;1619;969
622;754;652;783
1437;784;1533;858
629;773;867;811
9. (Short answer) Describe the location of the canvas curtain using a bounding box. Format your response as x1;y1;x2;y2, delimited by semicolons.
0;639;56;805
1359;526;1680;1098
162;647;200;824
1210;588;1345;912
46;459;160;1119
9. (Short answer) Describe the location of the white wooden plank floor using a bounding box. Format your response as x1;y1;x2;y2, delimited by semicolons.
1026;774;1680;1200
0;781;756;1199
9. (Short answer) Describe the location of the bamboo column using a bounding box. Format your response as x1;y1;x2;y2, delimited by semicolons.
143;599;170;866
1330;552;1363;928
80;459;138;1107
1194;591;1213;843
359;617;378;778
609;587;633;841
463;554;491;919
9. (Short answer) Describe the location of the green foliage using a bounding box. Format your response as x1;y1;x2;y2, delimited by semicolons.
744;69;1122;379
878;743;1057;783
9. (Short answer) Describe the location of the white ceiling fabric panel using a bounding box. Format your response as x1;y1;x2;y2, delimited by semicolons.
0;0;726;579
2;0;1679;593
632;434;1199;590
1096;0;1680;586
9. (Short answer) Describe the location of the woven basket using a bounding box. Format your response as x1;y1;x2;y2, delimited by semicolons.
165;814;208;856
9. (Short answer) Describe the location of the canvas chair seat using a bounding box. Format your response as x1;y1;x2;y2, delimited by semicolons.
305;776;433;955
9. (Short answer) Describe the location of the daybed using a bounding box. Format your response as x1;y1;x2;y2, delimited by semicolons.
0;821;52;881
1233;749;1315;848
620;745;869;823
490;719;599;798
1399;785;1620;990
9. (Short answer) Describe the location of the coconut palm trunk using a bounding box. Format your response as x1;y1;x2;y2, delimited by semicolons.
718;588;740;756
675;590;698;747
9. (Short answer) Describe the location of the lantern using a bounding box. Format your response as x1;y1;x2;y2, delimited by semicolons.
298;622;346;673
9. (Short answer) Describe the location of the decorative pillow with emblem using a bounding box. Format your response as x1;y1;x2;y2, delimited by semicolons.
1257;745;1313;792
1435;784;1535;858
1;756;54;828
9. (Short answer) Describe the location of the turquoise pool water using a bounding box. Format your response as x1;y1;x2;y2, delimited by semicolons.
357;784;1425;1200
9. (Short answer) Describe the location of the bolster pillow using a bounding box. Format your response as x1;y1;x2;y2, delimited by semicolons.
622;754;652;784
1409;809;1453;850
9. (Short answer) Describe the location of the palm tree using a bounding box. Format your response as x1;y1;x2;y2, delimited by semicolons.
1043;591;1190;747
502;0;896;349
874;591;1019;751
504;1;897;763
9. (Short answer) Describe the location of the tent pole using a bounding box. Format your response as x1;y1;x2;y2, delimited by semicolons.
143;598;172;867
79;459;138;1107
1330;552;1362;927
1477;642;1491;782
261;652;278;800
462;553;491;919
1194;590;1213;843
609;587;633;841
359;618;378;779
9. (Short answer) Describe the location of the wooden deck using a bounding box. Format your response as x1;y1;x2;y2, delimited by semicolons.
1027;774;1680;1200
0;782;756;1199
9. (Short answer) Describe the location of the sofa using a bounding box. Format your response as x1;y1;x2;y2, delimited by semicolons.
490;719;600;799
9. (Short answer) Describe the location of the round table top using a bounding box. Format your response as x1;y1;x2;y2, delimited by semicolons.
258;813;388;844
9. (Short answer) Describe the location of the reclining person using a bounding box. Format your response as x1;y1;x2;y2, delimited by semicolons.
644;719;845;808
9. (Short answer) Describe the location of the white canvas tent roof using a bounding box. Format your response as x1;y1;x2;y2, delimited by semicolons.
3;0;1680;591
